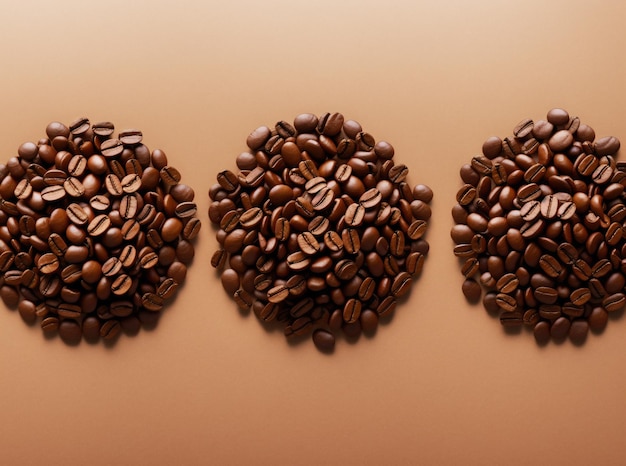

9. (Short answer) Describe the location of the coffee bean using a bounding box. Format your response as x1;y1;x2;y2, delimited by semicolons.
359;188;382;209
534;286;558;304
66;203;88;226
496;293;517;312
14;179;32;200
500;311;523;327
317;112;343;136
520;201;540;222
377;296;397;317
104;173;123;196
37;253;60;274
595;136;620;156
100;138;124;158
95;319;120;340
341;228;361;254
311;187;334;212
603;293;626;312
102;257;123;277
91;121;114;138
342;298;362;323
239;207;262;229
312;329;335;351
456;184;476;206
344;203;365;227
540;195;558;219
139;251;159;269
90;194;110;211
549;130;574;152
517;183;542;203
335;259;358;281
538;254;562;278
390;230;405;257
308;216;329;237
267;284;289;303
513;118;534;138
183;217;201;240
391;272;412;298
324;230;343;252
549;316;570;339
556;201;576;220
297;231;320;255
118;129;142;146
87;214;111;237
69;117;90;136
111;274;132;295
592;164;613;184
41;185;66;202
62;177;85;197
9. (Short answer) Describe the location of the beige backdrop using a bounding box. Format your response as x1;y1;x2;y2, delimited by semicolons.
1;0;626;465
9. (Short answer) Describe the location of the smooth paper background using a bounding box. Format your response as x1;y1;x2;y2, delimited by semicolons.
1;1;625;464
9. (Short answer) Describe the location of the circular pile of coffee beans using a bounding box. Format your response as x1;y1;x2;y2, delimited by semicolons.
0;118;200;343
452;108;624;344
209;113;432;351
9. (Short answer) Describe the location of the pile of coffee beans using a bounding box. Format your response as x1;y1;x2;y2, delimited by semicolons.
0;118;200;343
452;108;624;344
209;113;432;351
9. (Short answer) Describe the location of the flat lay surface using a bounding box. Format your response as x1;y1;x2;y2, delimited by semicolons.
0;0;625;465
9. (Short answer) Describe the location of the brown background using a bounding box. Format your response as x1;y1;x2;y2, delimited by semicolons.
1;0;626;464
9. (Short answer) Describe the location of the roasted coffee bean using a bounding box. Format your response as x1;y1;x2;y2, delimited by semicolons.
171;201;197;220
238;207;262;229
391;272;412;298
119;129;143;146
343;298;362;323
308;216;329;236
377;296;397;317
105;173;123;196
341;228;360;254
344;203;365;227
517;183;542;203
520;201;541;222
63;177;85;197
41;185;66;202
66;207;88;233
456;184;476;205
90;194;110;211
87;214;111;236
496;293;518;312
603;293;626;312
38;253;60;274
312;329;335;351
500;311;523;327
471;156;493;175
267;284;289;303
539;254;562;278
14;179;32;200
513;118;534;138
